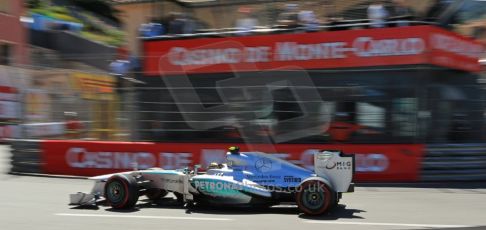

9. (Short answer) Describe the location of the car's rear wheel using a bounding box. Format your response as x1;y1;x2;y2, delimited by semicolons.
105;174;139;209
174;192;184;203
296;180;334;215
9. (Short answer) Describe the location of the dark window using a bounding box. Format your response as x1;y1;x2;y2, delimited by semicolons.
137;69;483;144
0;44;11;65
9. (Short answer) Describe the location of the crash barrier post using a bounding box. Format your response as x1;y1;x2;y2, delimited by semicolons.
421;144;486;181
9;139;42;174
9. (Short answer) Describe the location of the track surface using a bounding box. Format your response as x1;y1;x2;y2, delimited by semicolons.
1;145;486;230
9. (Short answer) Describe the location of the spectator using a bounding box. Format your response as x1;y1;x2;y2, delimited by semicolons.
149;22;165;36
425;0;457;28
474;26;486;44
367;1;389;28
425;0;453;21
322;1;343;29
391;0;413;16
235;7;259;35
65;112;83;139
168;12;185;34
298;9;319;31
182;13;198;34
109;59;130;76
391;0;415;26
167;12;198;35
129;55;142;75
138;22;151;37
139;18;165;37
277;3;300;28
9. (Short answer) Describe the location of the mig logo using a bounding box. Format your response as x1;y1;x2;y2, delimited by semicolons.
325;161;352;170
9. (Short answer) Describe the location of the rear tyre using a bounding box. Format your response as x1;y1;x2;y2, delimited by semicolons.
145;188;168;201
174;192;184;203
105;174;139;209
331;193;340;209
296;180;334;215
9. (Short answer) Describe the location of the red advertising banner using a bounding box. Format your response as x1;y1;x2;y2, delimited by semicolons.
42;141;424;182
143;25;483;76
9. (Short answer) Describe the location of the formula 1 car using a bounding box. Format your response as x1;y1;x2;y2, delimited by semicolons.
70;147;355;215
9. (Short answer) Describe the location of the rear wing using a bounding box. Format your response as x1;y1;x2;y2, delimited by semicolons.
314;150;355;193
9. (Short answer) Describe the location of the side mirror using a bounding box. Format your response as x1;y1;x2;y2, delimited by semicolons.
194;164;201;174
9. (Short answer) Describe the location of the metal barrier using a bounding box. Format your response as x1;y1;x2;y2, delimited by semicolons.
142;20;436;41
421;144;486;181
9;139;42;174
8;139;486;182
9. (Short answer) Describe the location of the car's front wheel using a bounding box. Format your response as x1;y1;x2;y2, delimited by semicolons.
104;174;139;209
296;180;334;215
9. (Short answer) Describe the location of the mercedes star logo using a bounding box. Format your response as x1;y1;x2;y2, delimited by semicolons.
255;158;272;173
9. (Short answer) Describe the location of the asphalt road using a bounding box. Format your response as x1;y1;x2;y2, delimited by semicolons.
1;145;486;230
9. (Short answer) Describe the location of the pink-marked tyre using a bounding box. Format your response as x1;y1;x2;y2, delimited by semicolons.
105;174;139;209
296;180;334;215
174;192;184;203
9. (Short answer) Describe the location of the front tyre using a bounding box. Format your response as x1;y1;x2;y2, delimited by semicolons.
105;174;139;209
296;180;334;215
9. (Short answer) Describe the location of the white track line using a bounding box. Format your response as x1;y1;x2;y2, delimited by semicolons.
55;213;232;221
305;220;473;228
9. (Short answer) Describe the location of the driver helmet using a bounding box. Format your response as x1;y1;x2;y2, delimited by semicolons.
228;146;240;155
208;162;219;169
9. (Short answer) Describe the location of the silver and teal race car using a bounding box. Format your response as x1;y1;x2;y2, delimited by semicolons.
70;147;355;215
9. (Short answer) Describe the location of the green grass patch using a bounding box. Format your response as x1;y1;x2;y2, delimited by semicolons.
81;31;125;47
31;6;82;23
29;5;126;47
